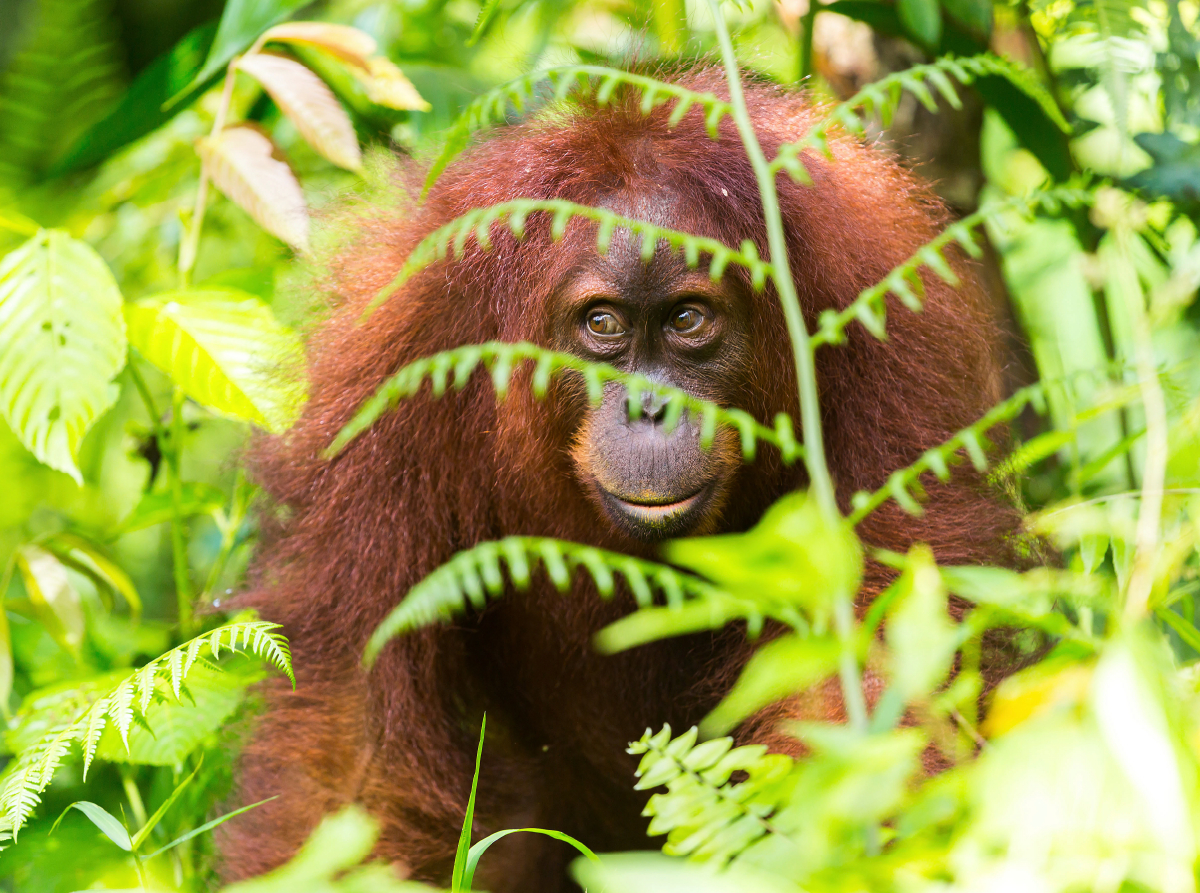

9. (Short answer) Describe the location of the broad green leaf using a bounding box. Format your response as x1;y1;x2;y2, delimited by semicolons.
887;546;958;701
117;481;227;534
898;0;943;47
15;544;84;658
53;22;217;174
701;634;840;736
666;492;862;617
51;801;131;851
176;0;310;102
941;0;993;37
221;806;379;888
196;125;309;251
0;230;126;482
125;288;305;433
236;52;362;172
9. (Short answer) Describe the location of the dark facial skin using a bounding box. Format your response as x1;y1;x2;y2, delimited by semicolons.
548;195;752;540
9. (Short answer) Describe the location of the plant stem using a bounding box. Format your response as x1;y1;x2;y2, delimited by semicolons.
178;60;239;285
1118;238;1168;622
704;0;838;522
798;0;818;83
705;0;868;742
170;388;194;635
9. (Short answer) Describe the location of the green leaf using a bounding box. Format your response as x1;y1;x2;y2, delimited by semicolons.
125;288;305;433
116;482;226;534
886;546;958;701
666;492;863;617
173;0;310;105
452;715;486;892
898;0;943;48
53;22;217;174
130;758;204;850
15;545;84;658
0;230;126;483
145;796;277;858
941;0;993;37
0;596;11;719
701;634;840;736
51;801;131;851
462;828;597;890
46;533;142;617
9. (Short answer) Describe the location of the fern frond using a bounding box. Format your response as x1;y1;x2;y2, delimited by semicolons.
628;725;797;865
0;621;292;843
327;340;802;464
770;55;1068;182
424;66;734;193
812;186;1095;348
848;363;1145;523
362;200;773;316
363;537;751;666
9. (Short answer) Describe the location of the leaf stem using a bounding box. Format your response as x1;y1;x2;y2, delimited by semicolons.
704;0;837;521
179;59;239;285
798;0;818;82
170;388;194;635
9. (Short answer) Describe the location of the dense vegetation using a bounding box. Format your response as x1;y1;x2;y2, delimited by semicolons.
1;0;1199;890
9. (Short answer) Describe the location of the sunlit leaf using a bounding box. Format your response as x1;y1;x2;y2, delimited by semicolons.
352;57;431;111
15;545;85;658
236;52;362;172
0;230;126;483
887;546;959;701
259;21;377;66
701;634;839;736
196;125;310;252
47;533;141;617
51;801;131;851
125;288;306;433
177;0;309;100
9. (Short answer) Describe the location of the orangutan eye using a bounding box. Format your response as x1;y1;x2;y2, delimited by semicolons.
669;305;708;335
586;309;626;338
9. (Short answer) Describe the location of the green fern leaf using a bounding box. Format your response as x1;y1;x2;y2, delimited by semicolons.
424;66;734;194
0;230;126;483
771;55;1068;182
0;620;292;843
812;186;1094;350
363;201;772;317
328;340;801;467
363;536;739;667
0;0;124;184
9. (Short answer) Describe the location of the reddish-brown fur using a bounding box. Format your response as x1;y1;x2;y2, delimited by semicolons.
221;70;1019;890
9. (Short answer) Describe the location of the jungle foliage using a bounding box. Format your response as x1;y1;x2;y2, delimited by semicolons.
2;0;1200;891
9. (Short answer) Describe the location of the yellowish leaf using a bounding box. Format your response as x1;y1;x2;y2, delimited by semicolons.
983;660;1093;737
15;544;84;658
197;125;310;252
354;57;431;111
237;52;362;172
259;21;377;67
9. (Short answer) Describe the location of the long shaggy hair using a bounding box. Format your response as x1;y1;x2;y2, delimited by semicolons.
221;69;1018;891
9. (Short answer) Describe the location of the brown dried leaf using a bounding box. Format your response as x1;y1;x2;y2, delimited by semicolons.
197;125;310;252
237;52;362;172
355;57;431;111
259;21;377;68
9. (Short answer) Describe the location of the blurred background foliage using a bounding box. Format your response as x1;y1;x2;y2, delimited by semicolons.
0;0;1198;891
